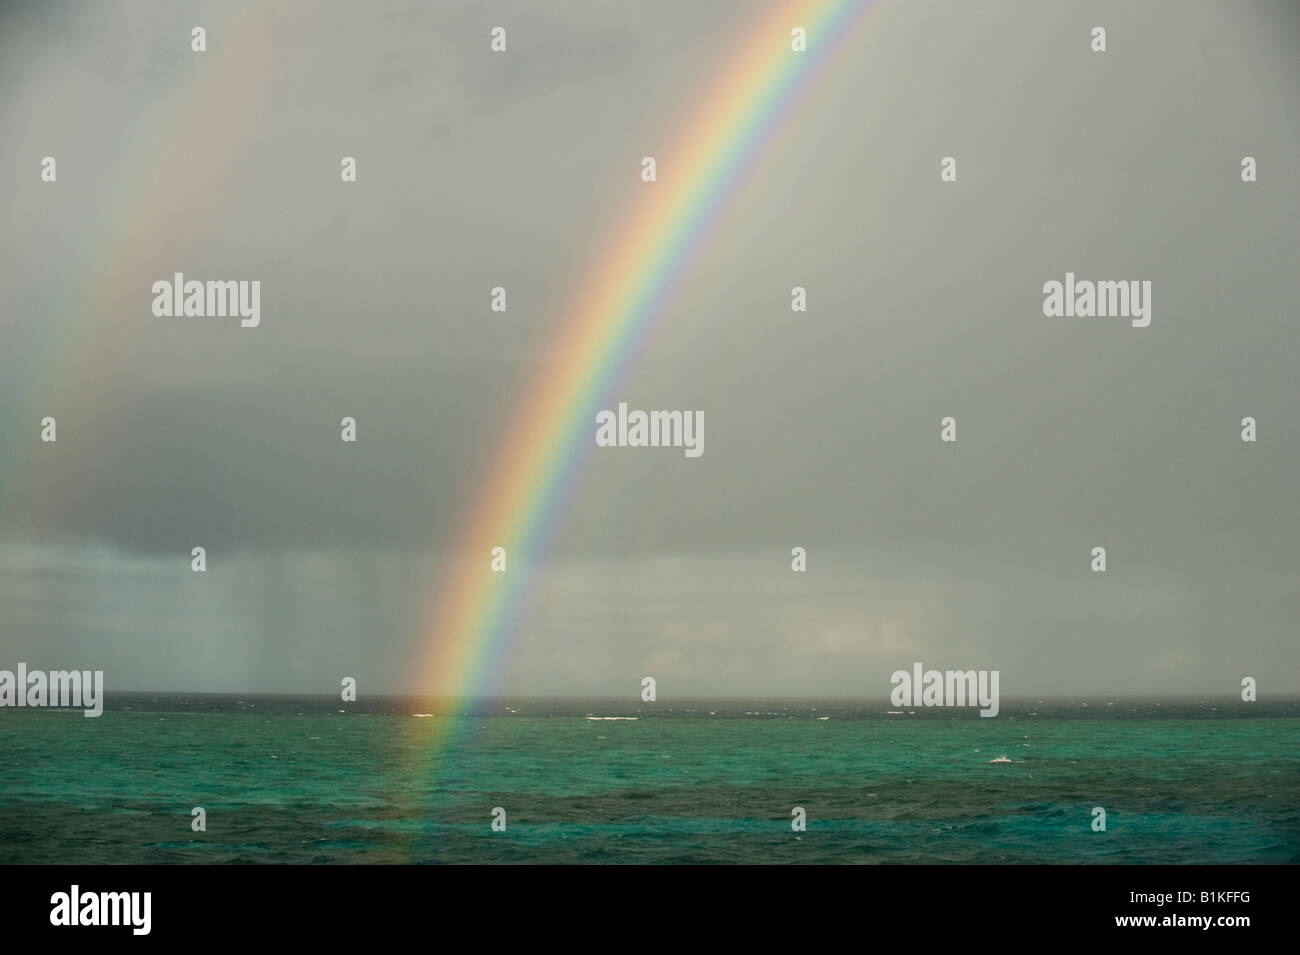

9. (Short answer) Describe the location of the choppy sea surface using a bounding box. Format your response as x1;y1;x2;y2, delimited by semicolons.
2;695;1297;864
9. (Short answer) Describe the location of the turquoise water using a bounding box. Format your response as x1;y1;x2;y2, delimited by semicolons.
1;696;1297;863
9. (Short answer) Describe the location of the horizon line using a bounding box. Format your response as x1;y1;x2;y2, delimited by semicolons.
68;690;1300;702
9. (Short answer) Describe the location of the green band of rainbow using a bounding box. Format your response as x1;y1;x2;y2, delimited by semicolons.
417;0;879;719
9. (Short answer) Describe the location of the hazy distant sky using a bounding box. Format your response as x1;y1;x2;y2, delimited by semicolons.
1;0;1297;695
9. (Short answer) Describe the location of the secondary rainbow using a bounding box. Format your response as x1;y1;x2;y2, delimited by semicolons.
417;0;879;707
0;1;264;519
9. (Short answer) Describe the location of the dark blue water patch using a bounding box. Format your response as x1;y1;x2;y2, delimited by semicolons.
86;693;1300;719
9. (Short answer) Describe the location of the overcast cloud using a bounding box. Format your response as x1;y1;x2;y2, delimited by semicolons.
1;1;1297;695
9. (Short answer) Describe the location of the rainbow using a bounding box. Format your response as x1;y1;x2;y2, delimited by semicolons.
1;1;262;519
417;0;879;713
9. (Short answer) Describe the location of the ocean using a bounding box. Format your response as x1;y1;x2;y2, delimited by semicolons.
2;696;1297;864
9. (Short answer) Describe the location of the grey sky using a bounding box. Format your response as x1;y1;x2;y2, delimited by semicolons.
1;0;1297;696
